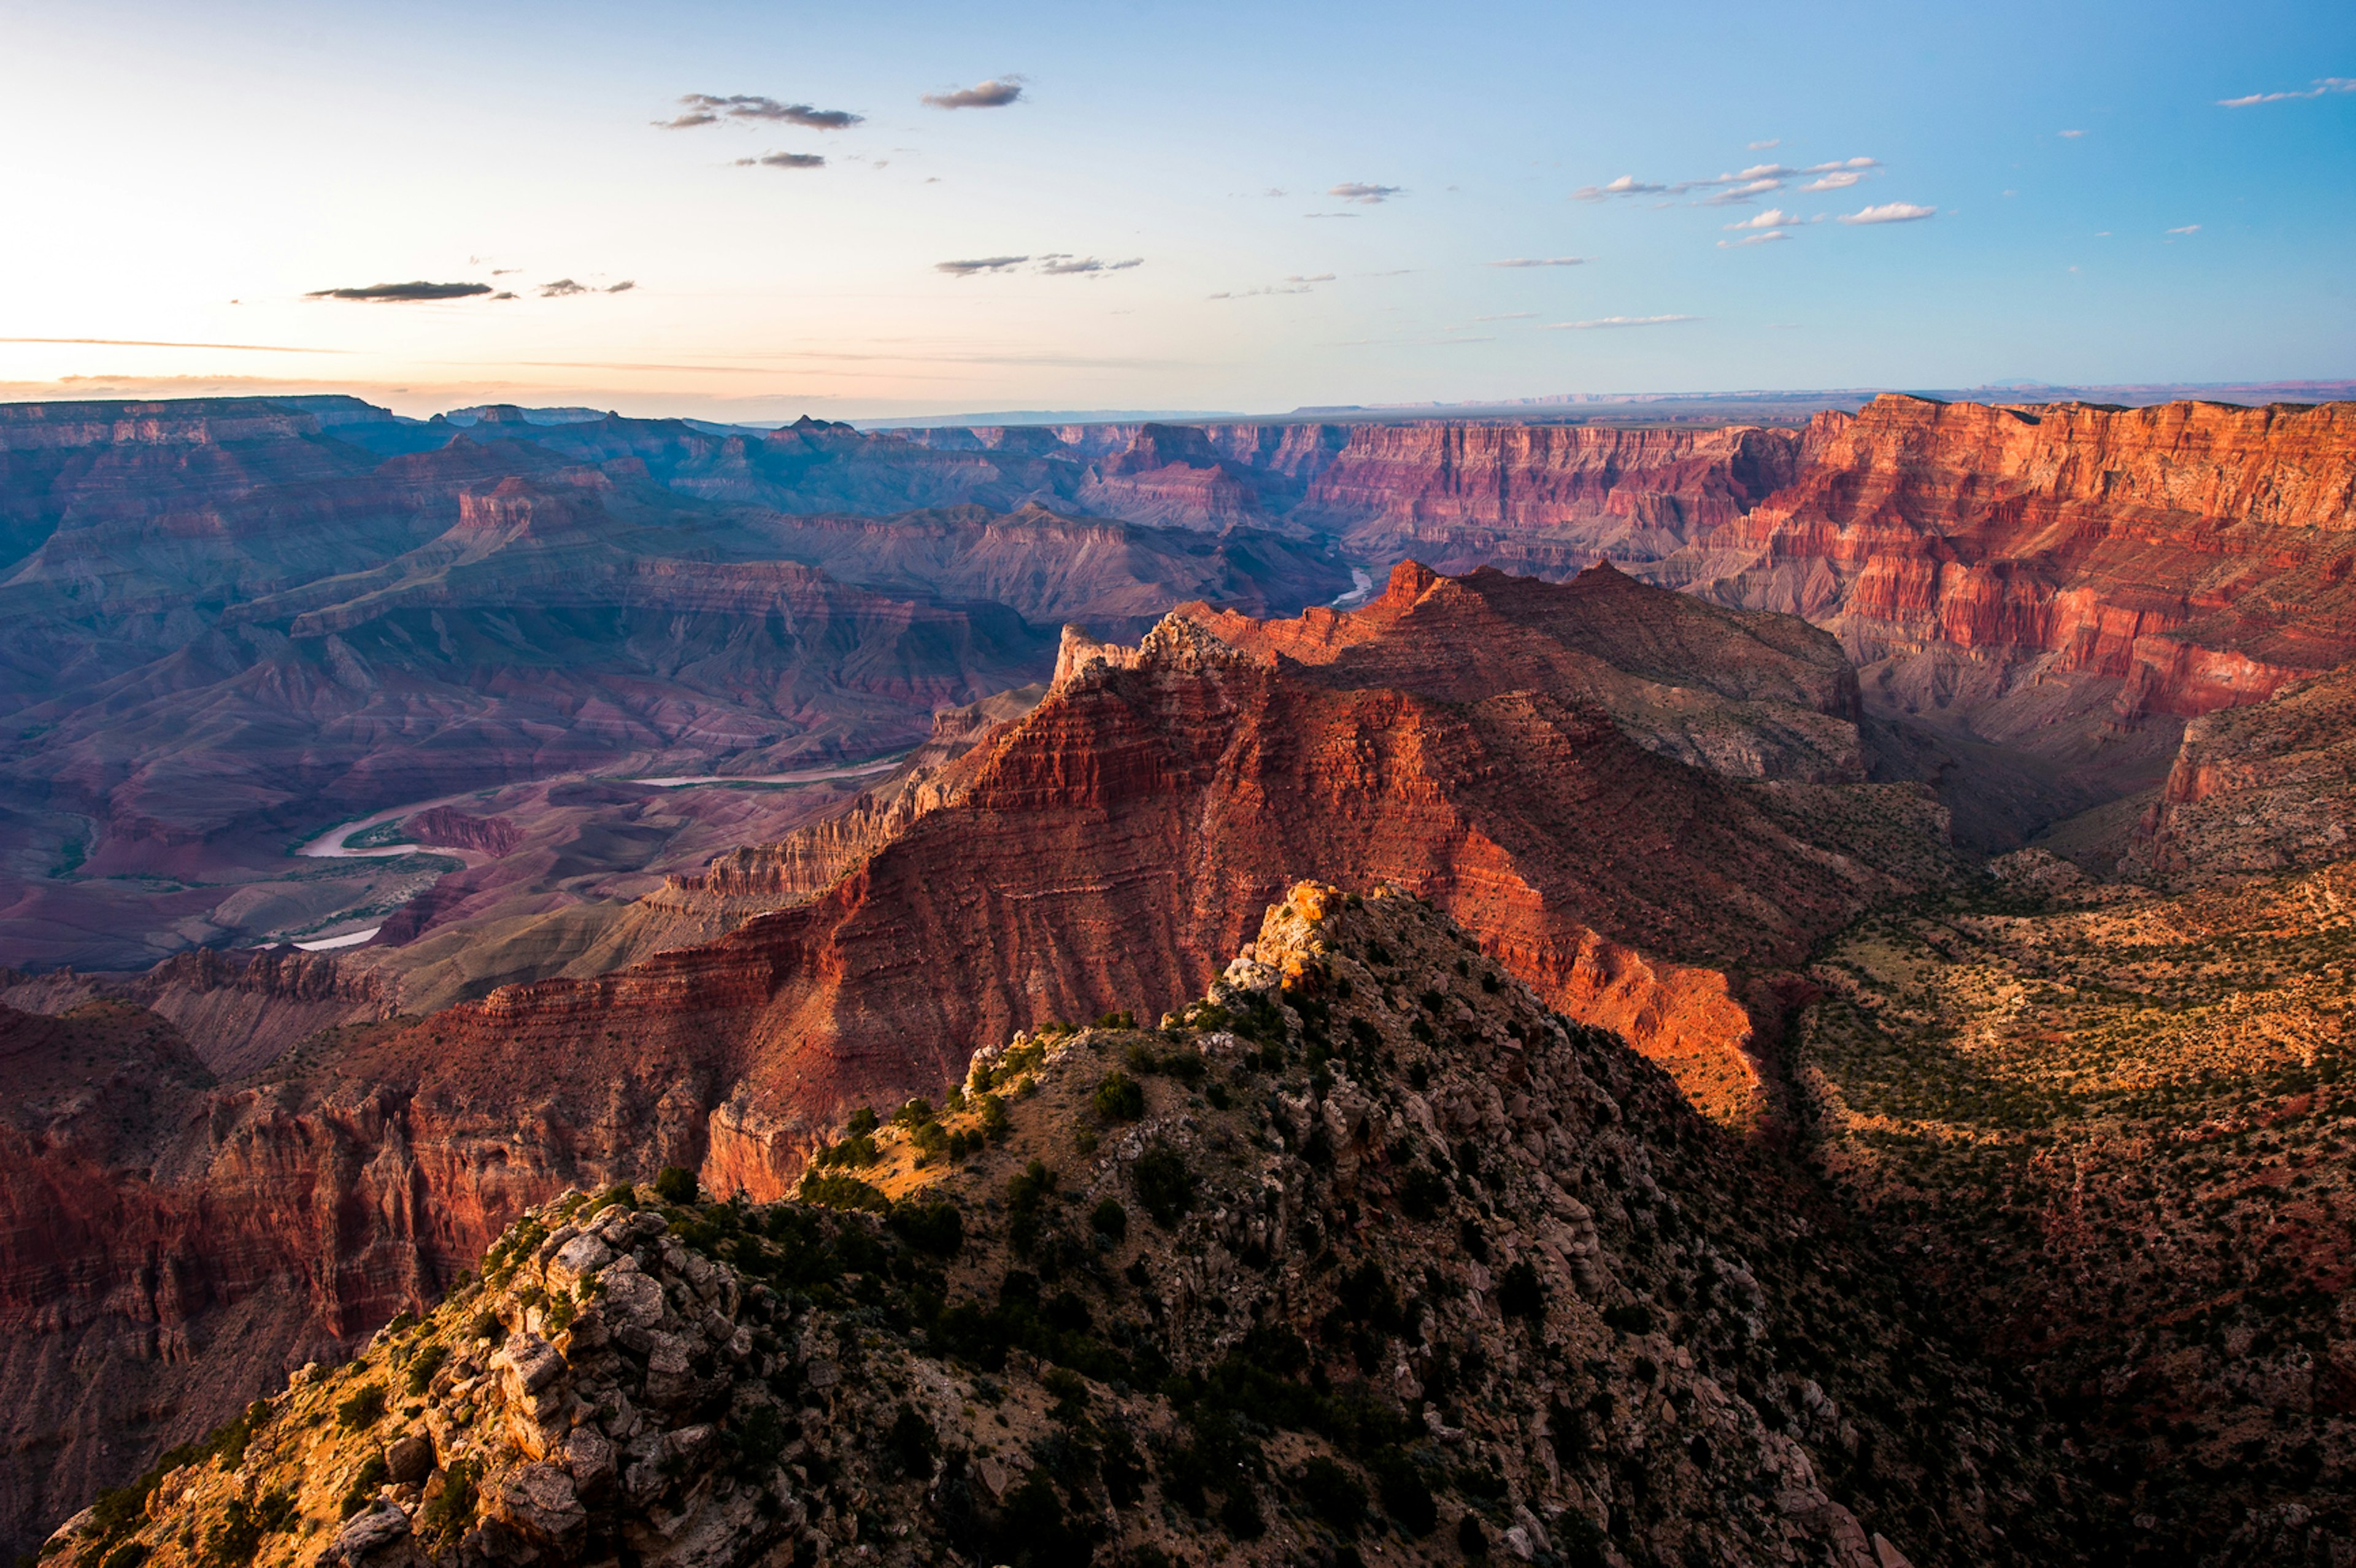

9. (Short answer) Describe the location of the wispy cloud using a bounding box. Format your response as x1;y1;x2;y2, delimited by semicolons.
936;256;1029;276
923;78;1025;109
2058;129;2086;138
1486;256;1586;267
1037;255;1144;275
1330;182;1403;204
1576;158;1875;207
1838;202;1936;225
1722;208;1796;231
2218;78;2354;107
1749;138;1782;150
734;152;826;169
1472;312;1538;321
306;281;491;303
1544;314;1700;329
1717;231;1789;248
660;94;863;131
1209;273;1335;299
2167;224;2201;234
0;336;350;353
1696;179;1785;206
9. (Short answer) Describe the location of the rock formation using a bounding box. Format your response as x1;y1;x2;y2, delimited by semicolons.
40;888;2074;1567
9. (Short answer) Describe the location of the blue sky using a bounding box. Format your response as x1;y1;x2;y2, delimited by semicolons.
1;0;2349;417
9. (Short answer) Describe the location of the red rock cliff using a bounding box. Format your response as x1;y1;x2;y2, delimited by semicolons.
1671;396;2356;717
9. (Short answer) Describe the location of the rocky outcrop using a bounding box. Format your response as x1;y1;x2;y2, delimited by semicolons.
42;888;2077;1568
2120;655;2356;881
404;808;524;859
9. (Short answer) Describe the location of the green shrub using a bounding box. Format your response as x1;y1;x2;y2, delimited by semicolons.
1042;1366;1090;1421
814;1133;881;1169
341;1451;390;1518
652;1166;699;1205
336;1382;388;1431
419;1458;480;1541
979;1094;1011;1143
1135;1145;1194;1229
889;1199;965;1257
887;1404;938;1475
405;1343;448;1397
1298;1456;1366;1535
1371;1450;1436;1536
847;1106;880;1136
799;1172;890;1212
1095;1070;1146;1122
1091;1198;1130;1243
1219;1479;1266;1540
203;1490;294;1567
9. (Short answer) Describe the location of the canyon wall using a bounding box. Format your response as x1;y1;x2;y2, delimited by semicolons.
1661;396;2356;720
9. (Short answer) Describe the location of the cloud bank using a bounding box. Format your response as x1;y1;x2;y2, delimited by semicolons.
1329;182;1403;204
937;254;1141;278
306;281;491;302
661;94;863;130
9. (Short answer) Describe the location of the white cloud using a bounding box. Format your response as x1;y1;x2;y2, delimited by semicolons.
1543;314;1700;329
1696;177;1784;206
1803;158;1879;173
1473;312;1538;321
1801;170;1863;191
2167;224;2200;235
1838;202;1936;225
2059;129;2086;138
1717;231;1789;248
2218;77;2354;107
1571;174;1668;199
1748;138;1782;150
1723;208;1796;230
1330;182;1403;203
1486;256;1587;267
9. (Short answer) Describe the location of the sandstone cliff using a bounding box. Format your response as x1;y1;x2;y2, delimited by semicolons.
1661;396;2356;720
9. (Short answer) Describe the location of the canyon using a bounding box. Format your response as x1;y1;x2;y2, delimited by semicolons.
3;389;2355;1563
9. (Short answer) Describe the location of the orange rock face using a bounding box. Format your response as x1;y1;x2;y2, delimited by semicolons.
1665;396;2356;718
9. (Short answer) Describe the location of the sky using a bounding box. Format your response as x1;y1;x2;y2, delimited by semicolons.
1;0;2350;420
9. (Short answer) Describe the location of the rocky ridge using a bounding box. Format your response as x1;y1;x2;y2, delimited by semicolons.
44;886;2070;1568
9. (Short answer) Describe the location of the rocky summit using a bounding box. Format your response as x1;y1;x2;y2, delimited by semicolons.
39;886;2071;1568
